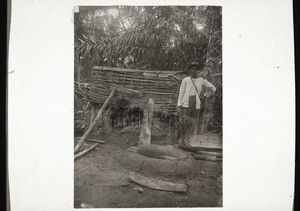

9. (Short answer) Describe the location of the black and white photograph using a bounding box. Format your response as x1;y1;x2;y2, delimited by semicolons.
74;6;222;208
8;0;295;210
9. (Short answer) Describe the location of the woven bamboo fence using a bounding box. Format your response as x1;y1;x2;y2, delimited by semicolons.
75;66;187;113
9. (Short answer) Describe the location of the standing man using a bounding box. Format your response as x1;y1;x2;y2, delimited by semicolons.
177;62;216;136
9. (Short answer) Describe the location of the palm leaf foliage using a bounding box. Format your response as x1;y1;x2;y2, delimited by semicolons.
74;6;222;132
75;6;221;76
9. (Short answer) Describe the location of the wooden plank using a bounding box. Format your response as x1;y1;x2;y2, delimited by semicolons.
92;83;177;90
129;171;187;193
192;154;222;162
94;71;179;82
185;141;222;151
194;150;222;158
185;134;222;151
87;96;176;107
93;66;179;74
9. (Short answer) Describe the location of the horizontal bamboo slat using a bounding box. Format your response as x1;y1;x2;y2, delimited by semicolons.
75;66;185;113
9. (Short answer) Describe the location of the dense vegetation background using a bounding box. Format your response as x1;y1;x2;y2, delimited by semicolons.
74;6;222;133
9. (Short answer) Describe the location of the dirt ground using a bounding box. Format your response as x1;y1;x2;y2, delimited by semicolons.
74;129;222;208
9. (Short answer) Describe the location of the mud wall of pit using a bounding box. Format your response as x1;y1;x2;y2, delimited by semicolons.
118;145;198;176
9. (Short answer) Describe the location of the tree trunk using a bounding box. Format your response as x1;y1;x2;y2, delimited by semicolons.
74;89;115;153
138;98;154;146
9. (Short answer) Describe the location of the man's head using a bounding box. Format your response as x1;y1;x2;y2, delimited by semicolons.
189;62;200;78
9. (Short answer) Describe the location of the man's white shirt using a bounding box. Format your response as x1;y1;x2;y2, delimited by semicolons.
177;76;216;109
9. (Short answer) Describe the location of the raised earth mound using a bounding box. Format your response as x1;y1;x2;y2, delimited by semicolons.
119;144;198;176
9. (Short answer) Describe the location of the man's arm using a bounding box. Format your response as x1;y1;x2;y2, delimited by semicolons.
202;79;216;97
203;79;216;92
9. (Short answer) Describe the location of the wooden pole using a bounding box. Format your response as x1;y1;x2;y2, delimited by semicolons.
74;144;98;160
138;107;140;126
105;106;111;115
101;114;104;135
198;98;207;134
121;106;124;128
75;137;106;144
112;114;114;132
84;101;91;112
138;98;154;146
74;89;116;153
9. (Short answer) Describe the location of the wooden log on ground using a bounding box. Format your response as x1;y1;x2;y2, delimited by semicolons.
129;171;187;193
75;138;106;144
74;144;98;160
74;89;115;153
86;139;106;144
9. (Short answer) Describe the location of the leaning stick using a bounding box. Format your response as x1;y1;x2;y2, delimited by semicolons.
74;85;140;153
74;89;116;153
84;101;91;112
105;106;111;115
153;125;162;131
74;144;98;160
90;104;96;125
75;138;106;144
168;74;182;81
